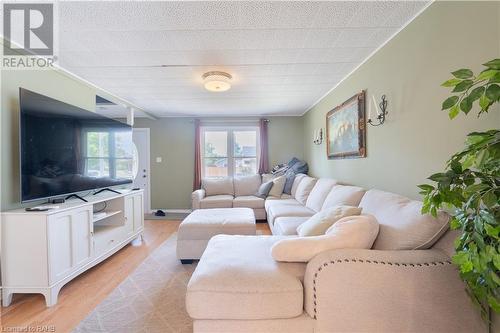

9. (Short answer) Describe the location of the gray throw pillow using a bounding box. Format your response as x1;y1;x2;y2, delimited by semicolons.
255;181;274;199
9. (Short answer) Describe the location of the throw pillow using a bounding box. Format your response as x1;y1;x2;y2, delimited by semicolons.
255;181;274;199
282;169;296;195
271;214;380;262
297;205;362;237
268;175;286;198
294;176;317;204
262;173;275;183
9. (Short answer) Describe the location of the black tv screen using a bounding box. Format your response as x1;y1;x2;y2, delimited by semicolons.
20;88;134;202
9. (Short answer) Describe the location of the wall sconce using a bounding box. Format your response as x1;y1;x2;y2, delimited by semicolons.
313;128;323;145
368;94;388;126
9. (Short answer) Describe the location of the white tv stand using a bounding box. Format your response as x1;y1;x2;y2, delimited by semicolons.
1;189;144;307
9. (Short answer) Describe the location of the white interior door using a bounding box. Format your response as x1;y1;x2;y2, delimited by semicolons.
132;128;151;214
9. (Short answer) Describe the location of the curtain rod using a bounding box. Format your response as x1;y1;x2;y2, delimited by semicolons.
189;118;269;123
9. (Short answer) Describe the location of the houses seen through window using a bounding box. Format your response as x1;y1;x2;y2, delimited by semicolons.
202;127;259;178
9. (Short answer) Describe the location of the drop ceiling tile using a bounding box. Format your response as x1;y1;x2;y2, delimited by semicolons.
346;1;400;27
55;1;430;117
302;29;343;49
311;2;360;28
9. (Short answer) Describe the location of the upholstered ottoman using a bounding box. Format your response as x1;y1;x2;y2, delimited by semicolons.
176;208;256;263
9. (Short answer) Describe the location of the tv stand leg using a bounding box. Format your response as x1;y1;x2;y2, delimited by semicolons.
2;289;13;307
42;285;61;307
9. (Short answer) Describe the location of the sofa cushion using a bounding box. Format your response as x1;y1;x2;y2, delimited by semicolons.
200;195;233;209
359;189;449;250
297;205;362;237
294;176;317;205
273;216;309;236
234;175;261;197
267;203;315;225
271;215;379;262
305;178;337;212
291;174;307;197
233;195;265;209
262;173;275;183
264;198;300;215
186;235;306;320
202;177;234;196
322;185;366;210
268;175;286;198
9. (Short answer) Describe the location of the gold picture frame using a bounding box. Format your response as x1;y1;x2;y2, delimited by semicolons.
326;91;366;159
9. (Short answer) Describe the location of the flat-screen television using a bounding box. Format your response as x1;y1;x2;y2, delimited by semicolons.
20;88;134;202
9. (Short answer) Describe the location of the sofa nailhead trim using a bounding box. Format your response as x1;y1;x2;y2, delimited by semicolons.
311;258;452;320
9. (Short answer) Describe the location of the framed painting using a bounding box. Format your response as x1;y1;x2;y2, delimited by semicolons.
326;91;366;159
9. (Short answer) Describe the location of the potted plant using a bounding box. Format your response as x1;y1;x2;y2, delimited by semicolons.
418;59;499;325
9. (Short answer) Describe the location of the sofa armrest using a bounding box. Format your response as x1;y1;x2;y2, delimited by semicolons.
192;189;206;210
304;249;485;333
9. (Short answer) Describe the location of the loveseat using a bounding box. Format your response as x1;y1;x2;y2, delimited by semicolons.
187;174;485;332
192;175;267;220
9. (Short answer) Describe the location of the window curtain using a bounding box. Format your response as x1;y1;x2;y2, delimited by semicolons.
193;119;202;190
258;119;269;174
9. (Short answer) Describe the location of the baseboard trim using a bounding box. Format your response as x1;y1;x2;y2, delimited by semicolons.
149;209;192;214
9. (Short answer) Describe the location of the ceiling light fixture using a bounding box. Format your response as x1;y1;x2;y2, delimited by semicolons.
202;71;232;92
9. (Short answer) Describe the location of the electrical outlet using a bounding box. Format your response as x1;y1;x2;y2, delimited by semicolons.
156;157;162;163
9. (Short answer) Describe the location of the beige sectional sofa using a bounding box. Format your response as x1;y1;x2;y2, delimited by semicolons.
187;174;485;332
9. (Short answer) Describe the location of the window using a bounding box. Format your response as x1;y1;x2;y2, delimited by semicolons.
84;130;133;179
201;127;259;178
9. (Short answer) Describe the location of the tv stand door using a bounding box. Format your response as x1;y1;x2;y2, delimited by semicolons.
47;206;93;284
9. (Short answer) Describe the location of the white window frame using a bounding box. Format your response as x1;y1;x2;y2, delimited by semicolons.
201;126;260;178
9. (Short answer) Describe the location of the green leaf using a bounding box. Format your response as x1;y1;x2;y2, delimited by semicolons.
489;72;500;83
482;191;497;209
428;173;450;183
485;84;500;101
479;94;491;110
452;80;474;92
417;184;434;192
442;95;459;110
448;105;460;119
494;254;500;271
468;86;485;101
452;68;473;79
483;59;500;70
450;159;462;173
484;224;499;238
477;69;498;81
459;97;472;114
450;218;461;230
487;295;500;313
441;78;462;87
465;183;489;194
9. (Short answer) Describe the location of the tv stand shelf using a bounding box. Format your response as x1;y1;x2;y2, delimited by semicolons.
1;189;144;307
93;210;122;223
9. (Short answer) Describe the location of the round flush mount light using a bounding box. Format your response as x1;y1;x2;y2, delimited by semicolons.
202;71;232;92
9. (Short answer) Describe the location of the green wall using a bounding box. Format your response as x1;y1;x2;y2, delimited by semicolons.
133;116;304;209
1;69;97;210
302;1;500;200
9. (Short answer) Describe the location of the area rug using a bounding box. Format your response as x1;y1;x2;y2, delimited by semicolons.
73;234;196;333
